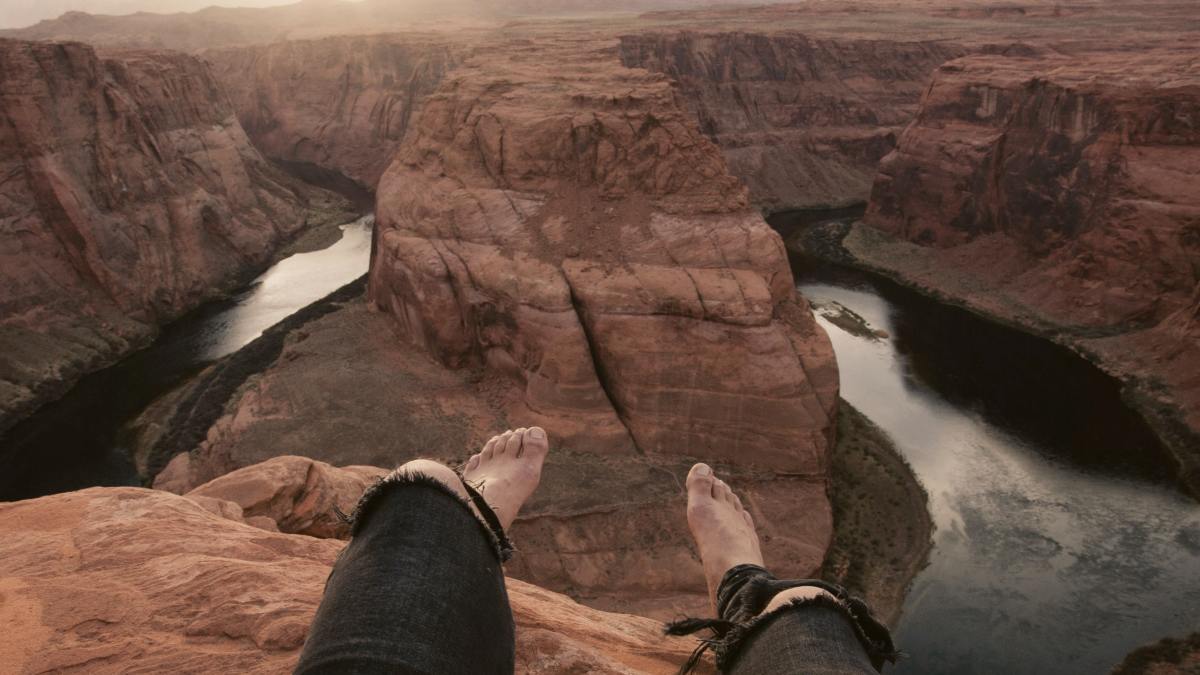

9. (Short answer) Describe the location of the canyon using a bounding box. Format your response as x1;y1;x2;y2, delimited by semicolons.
0;38;349;436
618;32;965;212
1;0;1198;672
204;34;468;190
856;51;1200;494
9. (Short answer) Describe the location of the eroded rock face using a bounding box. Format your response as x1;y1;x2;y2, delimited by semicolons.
156;294;831;616
181;455;388;538
859;51;1200;486
0;484;704;674
0;39;339;433
369;38;838;467
619;31;965;212
366;38;838;614
207;34;466;190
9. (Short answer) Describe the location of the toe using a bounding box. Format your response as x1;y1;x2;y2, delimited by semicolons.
466;454;480;471
712;478;731;501
503;428;526;456
484;434;506;460
720;482;736;503
732;493;744;510
687;463;715;500
743;510;755;528
521;426;549;457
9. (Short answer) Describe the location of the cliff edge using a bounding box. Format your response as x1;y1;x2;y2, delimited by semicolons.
0;456;706;674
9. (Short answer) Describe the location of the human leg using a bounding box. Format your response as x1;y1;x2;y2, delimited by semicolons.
668;463;895;674
295;428;549;675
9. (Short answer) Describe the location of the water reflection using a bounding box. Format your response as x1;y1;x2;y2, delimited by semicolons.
0;216;373;500
196;215;373;359
797;273;1200;674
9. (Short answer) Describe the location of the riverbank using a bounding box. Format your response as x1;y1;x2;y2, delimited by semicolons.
0;209;367;501
0;192;356;441
822;400;933;627
1112;633;1200;674
130;275;369;480
790;218;1200;501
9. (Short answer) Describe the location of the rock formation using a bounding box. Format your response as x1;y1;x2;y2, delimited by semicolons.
151;290;834;617
619;32;964;212
858;51;1200;490
360;36;839;614
0;39;345;434
370;37;839;462
206;34;467;190
178;455;388;538
0;464;705;674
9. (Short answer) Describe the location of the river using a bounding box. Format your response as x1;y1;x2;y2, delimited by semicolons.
4;206;1197;672
0;215;374;501
772;211;1200;674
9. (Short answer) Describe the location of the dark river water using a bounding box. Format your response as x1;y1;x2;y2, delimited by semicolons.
0;216;373;501
771;211;1200;674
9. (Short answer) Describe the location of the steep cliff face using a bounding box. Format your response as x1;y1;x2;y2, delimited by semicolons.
370;37;838;465
0;461;705;674
859;51;1200;486
0;39;340;433
619;31;966;212
206;34;467;190
366;37;839;612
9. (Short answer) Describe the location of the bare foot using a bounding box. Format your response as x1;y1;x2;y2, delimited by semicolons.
462;427;549;531
686;462;764;608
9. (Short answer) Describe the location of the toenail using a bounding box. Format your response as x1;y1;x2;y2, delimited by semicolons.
530;427;545;439
695;463;711;476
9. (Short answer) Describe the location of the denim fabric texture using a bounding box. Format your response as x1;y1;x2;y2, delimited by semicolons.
667;563;896;673
297;475;894;675
295;475;515;674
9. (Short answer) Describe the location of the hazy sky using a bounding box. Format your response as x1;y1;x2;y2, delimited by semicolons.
1;0;303;29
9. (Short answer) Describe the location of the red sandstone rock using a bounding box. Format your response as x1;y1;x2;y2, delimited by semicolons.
369;38;839;470
364;38;838;613
619;32;965;212
0;39;342;433
182;455;388;538
860;51;1200;485
207;35;466;189
154;299;831;616
0;485;704;673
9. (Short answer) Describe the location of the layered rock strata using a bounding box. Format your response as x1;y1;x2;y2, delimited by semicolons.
366;37;840;612
0;39;343;434
369;38;839;464
206;34;467;190
153;293;834;617
0;465;704;674
859;52;1200;490
619;31;965;212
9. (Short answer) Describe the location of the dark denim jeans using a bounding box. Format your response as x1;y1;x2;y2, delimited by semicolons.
296;476;894;674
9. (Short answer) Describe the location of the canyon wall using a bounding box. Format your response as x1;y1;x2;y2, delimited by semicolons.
859;51;1200;488
0;460;704;674
206;34;466;190
619;31;965;212
0;39;341;434
369;38;839;466
365;37;839;612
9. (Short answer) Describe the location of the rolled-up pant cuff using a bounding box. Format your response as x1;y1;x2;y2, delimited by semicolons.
346;469;515;563
665;564;897;673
